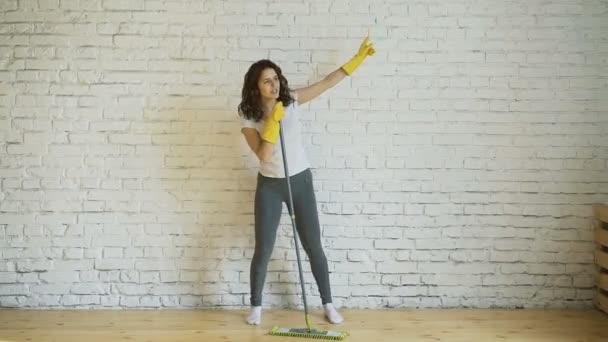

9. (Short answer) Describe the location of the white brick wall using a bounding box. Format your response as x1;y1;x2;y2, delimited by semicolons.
0;0;607;309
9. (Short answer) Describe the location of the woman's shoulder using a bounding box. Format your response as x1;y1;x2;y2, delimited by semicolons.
286;92;299;111
285;100;299;115
240;115;260;128
290;91;298;105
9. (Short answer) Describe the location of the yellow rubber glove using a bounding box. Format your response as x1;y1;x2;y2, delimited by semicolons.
260;101;285;144
341;36;376;76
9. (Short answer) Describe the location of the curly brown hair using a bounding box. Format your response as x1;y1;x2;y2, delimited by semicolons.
238;59;294;122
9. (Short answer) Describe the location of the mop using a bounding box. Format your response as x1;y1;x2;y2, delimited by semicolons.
268;121;349;340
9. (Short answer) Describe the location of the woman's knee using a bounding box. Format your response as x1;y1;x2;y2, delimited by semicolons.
253;243;274;261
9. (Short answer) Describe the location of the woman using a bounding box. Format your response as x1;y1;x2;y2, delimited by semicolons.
238;37;375;325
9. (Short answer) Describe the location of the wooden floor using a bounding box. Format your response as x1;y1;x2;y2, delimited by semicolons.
0;308;606;342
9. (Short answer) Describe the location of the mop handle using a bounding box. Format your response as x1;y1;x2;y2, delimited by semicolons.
278;120;311;330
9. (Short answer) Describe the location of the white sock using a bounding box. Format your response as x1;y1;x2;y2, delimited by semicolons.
246;306;262;325
323;303;343;324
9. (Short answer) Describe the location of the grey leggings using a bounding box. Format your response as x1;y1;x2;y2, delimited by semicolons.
250;168;332;306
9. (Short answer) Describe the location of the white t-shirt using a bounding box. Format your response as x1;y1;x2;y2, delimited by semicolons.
241;98;310;178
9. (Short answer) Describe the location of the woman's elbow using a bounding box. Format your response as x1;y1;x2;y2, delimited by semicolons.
257;149;272;162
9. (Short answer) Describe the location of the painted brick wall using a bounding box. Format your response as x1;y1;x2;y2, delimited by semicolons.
1;0;607;309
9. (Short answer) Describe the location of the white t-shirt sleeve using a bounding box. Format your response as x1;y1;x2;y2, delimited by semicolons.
241;117;257;130
291;91;298;109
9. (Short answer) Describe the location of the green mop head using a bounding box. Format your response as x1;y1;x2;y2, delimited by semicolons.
269;326;349;340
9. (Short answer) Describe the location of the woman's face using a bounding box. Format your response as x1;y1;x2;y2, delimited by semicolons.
257;67;280;101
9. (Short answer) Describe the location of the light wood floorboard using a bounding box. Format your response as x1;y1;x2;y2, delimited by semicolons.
0;308;606;342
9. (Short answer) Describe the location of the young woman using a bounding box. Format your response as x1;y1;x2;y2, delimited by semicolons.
238;37;375;325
